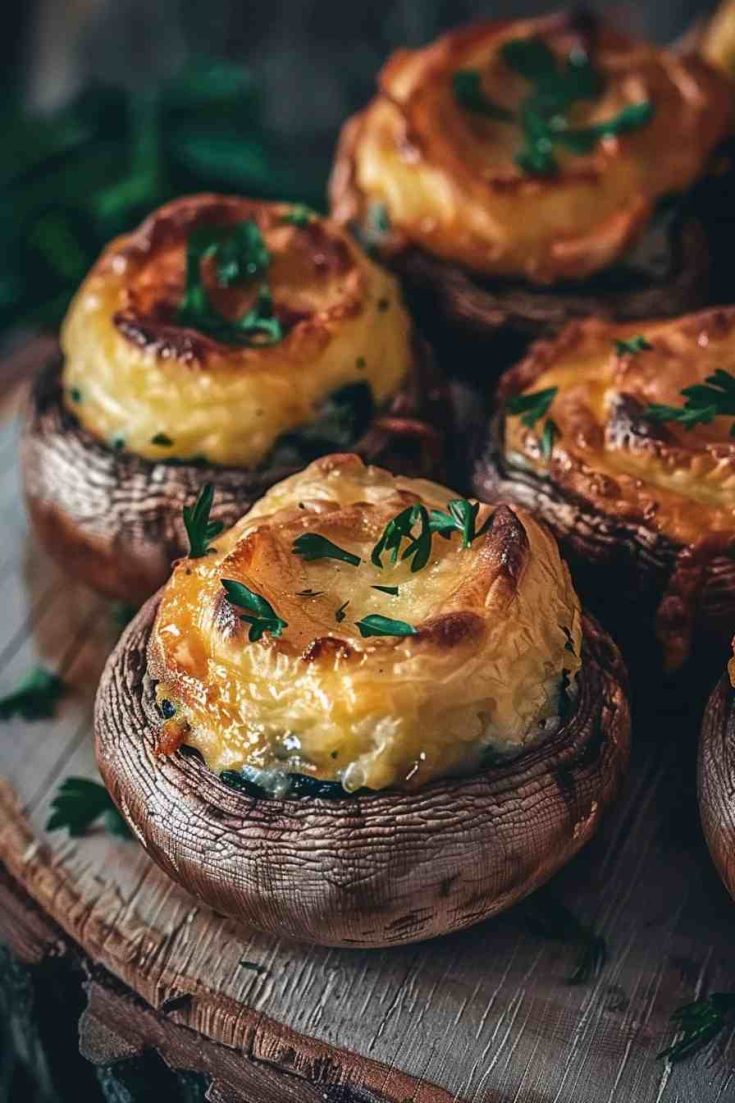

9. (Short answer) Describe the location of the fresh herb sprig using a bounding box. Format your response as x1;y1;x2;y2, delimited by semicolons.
355;615;417;638
429;499;492;548
282;204;315;228
658;993;735;1064
454;36;654;176
647;369;735;437
539;418;559;461
452;71;514;121
335;601;350;623
615;335;652;355
222;579;287;642
506;387;559;460
371;504;433;573
506;386;558;428
292;534;361;566
177;221;283;347
46;778;131;838
0;667;66;721
183;483;224;558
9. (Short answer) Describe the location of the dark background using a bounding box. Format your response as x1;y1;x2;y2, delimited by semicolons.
10;1;715;151
0;0;721;338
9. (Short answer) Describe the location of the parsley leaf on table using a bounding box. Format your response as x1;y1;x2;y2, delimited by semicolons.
0;667;65;721
46;778;131;838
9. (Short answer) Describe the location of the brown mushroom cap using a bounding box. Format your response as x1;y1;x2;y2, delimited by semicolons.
329;9;728;371
473;310;735;669
95;598;630;948
21;344;447;606
699;673;735;901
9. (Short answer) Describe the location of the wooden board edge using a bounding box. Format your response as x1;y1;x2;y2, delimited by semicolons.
0;778;461;1103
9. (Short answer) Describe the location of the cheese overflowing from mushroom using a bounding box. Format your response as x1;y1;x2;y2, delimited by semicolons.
148;454;582;793
61;195;413;466
330;12;731;284
501;308;735;547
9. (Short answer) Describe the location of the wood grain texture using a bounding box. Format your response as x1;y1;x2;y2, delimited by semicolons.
472;412;735;673
3;346;735;1101
95;601;630;947
699;676;735;903
21;345;448;605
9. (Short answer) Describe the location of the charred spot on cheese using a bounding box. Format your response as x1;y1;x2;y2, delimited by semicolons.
148;456;583;794
60;195;414;468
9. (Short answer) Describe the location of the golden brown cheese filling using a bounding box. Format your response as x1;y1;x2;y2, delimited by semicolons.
331;12;731;284
148;454;581;793
61;195;413;466
501;308;735;548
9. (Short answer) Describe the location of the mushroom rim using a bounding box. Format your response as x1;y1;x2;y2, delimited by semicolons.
94;594;630;947
471;410;735;669
699;673;735;902
20;343;448;605
328;108;713;336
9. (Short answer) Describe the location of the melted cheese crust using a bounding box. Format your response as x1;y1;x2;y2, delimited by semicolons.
148;454;582;792
702;1;735;77
331;13;731;284
61;195;413;466
501;308;735;547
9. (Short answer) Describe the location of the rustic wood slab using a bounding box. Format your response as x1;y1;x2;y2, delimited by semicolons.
1;344;735;1102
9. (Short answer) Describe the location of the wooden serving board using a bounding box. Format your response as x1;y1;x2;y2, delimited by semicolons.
1;343;735;1103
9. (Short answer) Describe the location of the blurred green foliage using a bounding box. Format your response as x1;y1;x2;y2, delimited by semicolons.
0;59;322;336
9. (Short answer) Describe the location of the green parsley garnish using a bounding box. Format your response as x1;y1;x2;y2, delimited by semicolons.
429;499;491;548
539;417;559;461
234;284;283;346
372;585;399;596
282;204;315;227
454;36;653;176
150;432;174;446
46;777;131;838
69;387;82;403
221;578;288;642
452;70;514;121
292;533;361;566
177;221;283;347
183;483;224;558
355;614;417;638
367;202;391;237
506;387;558;460
658;993;735;1064
213;219;269;285
0;667;65;721
647;369;735;436
371;503;432;573
506;386;558;428
335;600;350;623
615;335;652;355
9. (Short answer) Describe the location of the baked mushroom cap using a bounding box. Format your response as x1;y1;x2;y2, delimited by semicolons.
473;307;735;669
22;347;445;606
61;194;415;467
699;655;735;901
146;454;583;792
22;195;447;604
330;12;732;285
95;457;630;946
